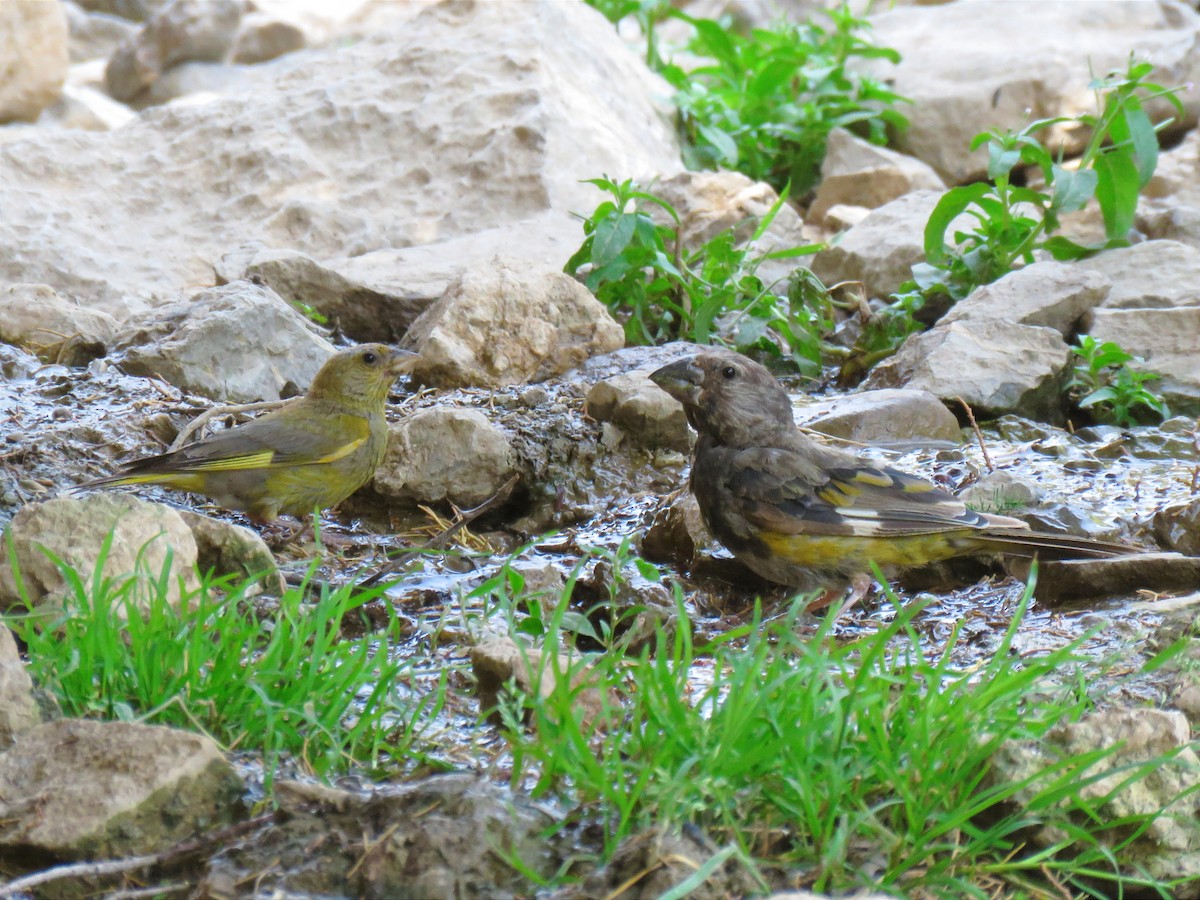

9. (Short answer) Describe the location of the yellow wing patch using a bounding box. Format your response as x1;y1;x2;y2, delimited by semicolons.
185;450;276;472
315;436;366;464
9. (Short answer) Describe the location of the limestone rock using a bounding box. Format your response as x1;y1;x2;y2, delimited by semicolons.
0;0;69;123
586;372;689;452
0;628;41;751
40;80;137;131
650;169;806;249
373;408;516;508
0;718;242;859
1085;307;1200;414
810;189;944;299
1034;553;1200;605
0;1;681;323
1079;240;1200;310
0;283;118;366
115;280;335;404
177;509;281;593
988;707;1200;882
0;494;199;612
808;128;945;224
957;471;1043;514
218;246;427;344
1154;498;1200;557
105;0;243;103
409;259;624;389
470;637;610;729
65;1;140;63
871;1;1200;183
1140;128;1200;248
940;261;1112;336
799;388;960;444
864;320;1071;421
231;12;305;65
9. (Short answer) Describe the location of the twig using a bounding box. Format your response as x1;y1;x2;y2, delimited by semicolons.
0;812;278;898
957;396;993;473
358;474;520;588
170;399;291;450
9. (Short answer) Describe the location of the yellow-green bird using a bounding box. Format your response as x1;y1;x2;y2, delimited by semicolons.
80;343;418;522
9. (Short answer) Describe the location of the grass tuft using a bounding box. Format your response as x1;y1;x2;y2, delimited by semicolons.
495;569;1191;897
7;538;442;789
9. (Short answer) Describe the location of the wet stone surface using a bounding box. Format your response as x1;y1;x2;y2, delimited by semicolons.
2;343;1199;893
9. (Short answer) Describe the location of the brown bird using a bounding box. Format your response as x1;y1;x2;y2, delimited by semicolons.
650;348;1138;592
79;344;418;522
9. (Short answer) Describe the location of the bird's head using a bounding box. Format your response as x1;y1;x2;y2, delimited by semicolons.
307;344;419;411
649;348;795;446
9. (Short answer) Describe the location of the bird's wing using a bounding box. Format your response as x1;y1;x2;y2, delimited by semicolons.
726;447;988;537
127;406;372;476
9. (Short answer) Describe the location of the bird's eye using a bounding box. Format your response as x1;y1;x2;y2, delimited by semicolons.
721;366;737;380
362;350;378;365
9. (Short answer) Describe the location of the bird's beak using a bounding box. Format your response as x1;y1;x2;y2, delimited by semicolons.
387;347;421;376
649;357;703;406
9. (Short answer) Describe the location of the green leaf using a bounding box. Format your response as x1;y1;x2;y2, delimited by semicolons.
1042;235;1097;261
1093;152;1140;240
923;185;992;264
696;121;740;166
1049;165;1098;214
591;213;638;267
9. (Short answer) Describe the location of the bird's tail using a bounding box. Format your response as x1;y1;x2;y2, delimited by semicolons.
974;529;1139;559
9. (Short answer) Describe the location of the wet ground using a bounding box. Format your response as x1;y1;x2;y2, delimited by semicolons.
3;339;1199;892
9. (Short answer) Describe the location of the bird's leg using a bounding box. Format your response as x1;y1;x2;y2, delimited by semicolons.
804;572;873;615
261;516;312;550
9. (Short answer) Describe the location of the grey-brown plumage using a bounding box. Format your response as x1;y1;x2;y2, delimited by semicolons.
650;348;1139;589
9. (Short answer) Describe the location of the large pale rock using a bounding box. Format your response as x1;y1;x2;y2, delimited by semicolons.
104;0;243;103
0;494;200;612
940;260;1112;336
1140;128;1200;248
1085;307;1200;413
0;283;119;365
0;1;680;323
373;408;517;508
65;1;140;63
1078;240;1200;310
0;1;69;123
586;372;690;452
799;388;961;444
115;281;335;403
0;718;241;859
810;189;944;299
0;628;41;751
988;707;1200;882
864;319;1071;421
409;259;624;389
808;128;945;224
871;2;1200;183
220;211;586;343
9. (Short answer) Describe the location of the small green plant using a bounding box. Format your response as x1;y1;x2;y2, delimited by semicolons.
7;540;443;787
919;59;1183;302
565;176;835;375
584;2;907;196
497;574;1192;896
660;6;908;195
1069;335;1169;427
